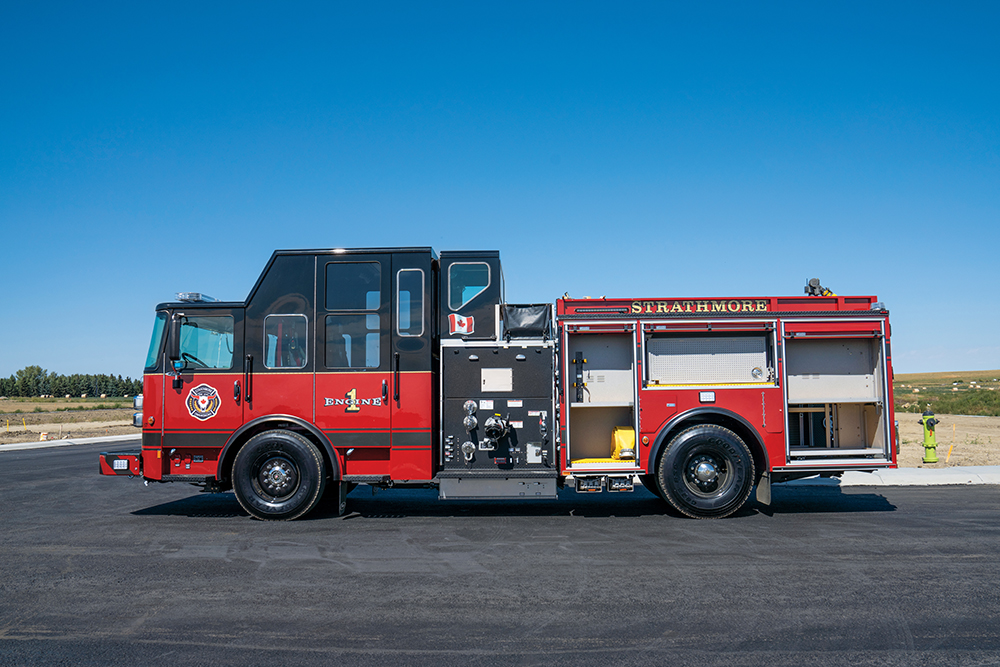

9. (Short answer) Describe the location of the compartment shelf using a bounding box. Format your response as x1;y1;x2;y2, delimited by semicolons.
790;398;884;405
790;448;885;457
568;459;641;471
570;401;634;408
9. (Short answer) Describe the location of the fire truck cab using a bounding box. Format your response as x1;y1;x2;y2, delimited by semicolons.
102;247;896;520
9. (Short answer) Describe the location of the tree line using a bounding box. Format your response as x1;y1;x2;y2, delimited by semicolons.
0;366;142;398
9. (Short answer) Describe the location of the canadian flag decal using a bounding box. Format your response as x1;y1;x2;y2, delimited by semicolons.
449;313;474;335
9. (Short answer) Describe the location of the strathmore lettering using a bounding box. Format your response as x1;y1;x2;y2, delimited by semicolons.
630;299;770;314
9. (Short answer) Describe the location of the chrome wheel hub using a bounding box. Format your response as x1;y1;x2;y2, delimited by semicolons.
694;460;718;483
686;454;724;492
259;457;297;497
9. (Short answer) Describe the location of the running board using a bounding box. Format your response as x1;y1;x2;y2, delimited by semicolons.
438;476;558;500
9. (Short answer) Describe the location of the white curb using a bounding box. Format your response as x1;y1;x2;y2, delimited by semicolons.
0;434;141;452
785;466;1000;487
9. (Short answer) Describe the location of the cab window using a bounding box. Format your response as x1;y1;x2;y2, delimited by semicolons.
264;314;308;369
326;314;380;368
326;262;380;310
325;260;381;368
448;262;490;310
397;269;424;337
179;316;234;369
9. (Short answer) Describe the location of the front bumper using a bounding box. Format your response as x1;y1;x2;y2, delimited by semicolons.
100;449;142;476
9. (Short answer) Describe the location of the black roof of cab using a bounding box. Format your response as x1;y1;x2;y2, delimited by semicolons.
155;246;441;310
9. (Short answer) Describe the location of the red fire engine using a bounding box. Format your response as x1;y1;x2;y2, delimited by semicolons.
100;247;897;520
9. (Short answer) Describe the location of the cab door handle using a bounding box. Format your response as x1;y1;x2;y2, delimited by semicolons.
243;354;253;403
382;379;388;401
393;353;400;402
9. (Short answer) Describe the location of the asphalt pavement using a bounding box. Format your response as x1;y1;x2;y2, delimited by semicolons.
1;438;999;667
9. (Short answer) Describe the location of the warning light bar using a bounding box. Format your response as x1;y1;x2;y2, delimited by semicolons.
175;293;218;303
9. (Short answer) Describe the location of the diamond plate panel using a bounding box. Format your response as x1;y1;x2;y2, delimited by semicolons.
647;336;767;385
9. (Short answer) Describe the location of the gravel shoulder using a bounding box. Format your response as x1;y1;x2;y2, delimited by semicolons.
0;409;133;444
895;413;1000;468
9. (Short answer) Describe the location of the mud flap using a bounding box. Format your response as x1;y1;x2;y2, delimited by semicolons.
755;470;771;506
334;481;349;516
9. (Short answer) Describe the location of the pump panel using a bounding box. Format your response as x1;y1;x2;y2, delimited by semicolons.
439;342;556;487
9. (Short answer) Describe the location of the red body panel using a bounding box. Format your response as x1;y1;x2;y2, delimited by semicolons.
249;372;314;422
392;372;434;430
315;372;391;434
163;373;244;431
159;372;244;479
313;371;435;480
390;371;434;480
782;320;883;336
637;386;789;470
141;373;164;480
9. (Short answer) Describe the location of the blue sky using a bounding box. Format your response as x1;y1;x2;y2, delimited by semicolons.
1;1;997;378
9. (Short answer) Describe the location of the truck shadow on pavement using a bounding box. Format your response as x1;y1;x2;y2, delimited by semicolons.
763;485;897;514
131;484;896;520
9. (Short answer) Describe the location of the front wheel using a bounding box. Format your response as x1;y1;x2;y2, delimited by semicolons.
232;430;326;521
656;425;754;519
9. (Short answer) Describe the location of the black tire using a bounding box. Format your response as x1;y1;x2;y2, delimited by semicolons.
232;430;327;521
656;424;754;519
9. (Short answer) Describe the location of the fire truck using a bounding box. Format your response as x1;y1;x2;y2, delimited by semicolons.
100;247;897;520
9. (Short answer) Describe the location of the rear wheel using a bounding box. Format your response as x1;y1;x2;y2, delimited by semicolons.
656;425;754;519
232;430;326;521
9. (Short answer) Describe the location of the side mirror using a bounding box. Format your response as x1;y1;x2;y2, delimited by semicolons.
167;314;182;363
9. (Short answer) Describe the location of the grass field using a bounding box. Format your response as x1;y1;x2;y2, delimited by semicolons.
894;370;1000;416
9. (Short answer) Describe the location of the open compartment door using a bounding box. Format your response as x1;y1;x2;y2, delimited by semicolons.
782;322;891;465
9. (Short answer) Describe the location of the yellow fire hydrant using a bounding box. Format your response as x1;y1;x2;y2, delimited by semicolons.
919;410;940;464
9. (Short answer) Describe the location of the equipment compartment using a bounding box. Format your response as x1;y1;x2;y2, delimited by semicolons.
788;403;885;454
565;332;639;467
568;333;634;406
785;338;881;403
568;405;634;461
783;335;890;462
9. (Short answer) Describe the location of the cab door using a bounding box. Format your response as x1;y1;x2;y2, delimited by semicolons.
390;253;435;479
315;254;393;462
243;252;316;425
161;308;245;478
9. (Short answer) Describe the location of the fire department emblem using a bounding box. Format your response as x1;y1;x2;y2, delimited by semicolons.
186;383;221;421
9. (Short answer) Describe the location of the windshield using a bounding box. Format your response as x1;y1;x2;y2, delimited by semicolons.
144;312;168;370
